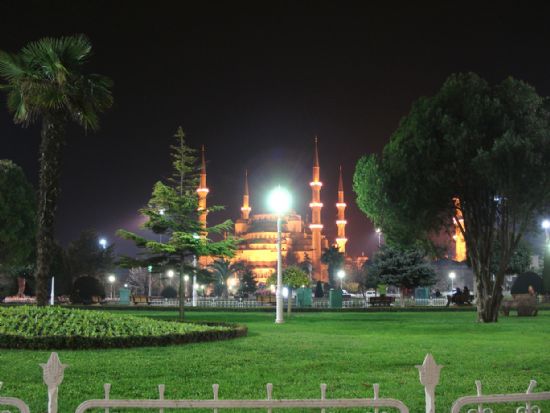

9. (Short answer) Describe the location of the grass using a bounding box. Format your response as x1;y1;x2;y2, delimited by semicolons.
0;310;549;412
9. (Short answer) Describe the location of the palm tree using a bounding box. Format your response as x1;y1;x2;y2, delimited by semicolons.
208;259;244;298
0;36;113;305
321;245;345;288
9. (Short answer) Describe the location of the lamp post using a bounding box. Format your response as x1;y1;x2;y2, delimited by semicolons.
375;228;382;247
268;186;292;324
184;275;189;300
158;208;165;243
167;269;174;286
337;269;345;290
192;255;198;307
543;219;550;241
449;272;456;292
108;274;116;299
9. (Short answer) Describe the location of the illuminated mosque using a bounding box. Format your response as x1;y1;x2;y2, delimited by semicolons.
197;138;350;284
196;138;467;286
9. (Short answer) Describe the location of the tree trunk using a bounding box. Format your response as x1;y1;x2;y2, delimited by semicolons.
474;266;503;322
35;119;64;306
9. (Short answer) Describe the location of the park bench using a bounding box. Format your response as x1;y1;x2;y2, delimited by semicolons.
446;292;473;306
369;296;394;307
132;295;151;305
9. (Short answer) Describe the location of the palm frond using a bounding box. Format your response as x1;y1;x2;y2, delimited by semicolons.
0;50;26;81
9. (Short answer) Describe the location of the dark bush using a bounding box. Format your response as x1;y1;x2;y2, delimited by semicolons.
511;271;544;295
161;286;177;298
71;276;105;303
314;281;324;298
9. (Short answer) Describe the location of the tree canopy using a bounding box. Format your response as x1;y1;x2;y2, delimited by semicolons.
369;246;436;290
238;267;257;295
321;246;344;287
354;72;550;321
207;258;244;297
267;266;309;289
0;160;35;271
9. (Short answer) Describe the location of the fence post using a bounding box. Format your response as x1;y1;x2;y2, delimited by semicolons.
103;383;111;413
40;352;68;413
416;354;442;413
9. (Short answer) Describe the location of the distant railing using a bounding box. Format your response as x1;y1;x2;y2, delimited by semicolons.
137;297;451;308
2;353;549;413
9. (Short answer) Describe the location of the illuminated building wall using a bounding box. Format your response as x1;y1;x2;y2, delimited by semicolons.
453;198;466;262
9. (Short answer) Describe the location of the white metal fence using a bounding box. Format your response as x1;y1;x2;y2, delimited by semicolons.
113;297;451;308
1;352;548;413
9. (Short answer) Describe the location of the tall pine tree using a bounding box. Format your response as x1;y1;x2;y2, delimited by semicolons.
118;127;237;320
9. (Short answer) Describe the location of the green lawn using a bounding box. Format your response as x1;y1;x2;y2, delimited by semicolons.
0;310;549;413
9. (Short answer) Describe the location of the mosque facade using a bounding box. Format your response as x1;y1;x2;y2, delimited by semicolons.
198;139;349;284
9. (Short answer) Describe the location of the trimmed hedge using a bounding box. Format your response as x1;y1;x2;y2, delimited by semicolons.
0;306;247;350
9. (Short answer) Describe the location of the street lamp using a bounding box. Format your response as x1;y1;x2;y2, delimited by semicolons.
542;219;550;240
108;274;116;299
167;269;174;286
268;186;292;324
449;272;456;292
183;274;189;301
158;208;165;242
99;238;107;249
337;269;345;290
375;228;382;247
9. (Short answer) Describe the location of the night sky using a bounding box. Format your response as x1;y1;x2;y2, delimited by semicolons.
2;2;550;257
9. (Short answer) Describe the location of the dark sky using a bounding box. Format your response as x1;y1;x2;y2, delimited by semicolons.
2;2;550;257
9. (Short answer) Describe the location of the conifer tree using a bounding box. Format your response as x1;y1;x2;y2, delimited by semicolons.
238;267;258;295
118;127;236;320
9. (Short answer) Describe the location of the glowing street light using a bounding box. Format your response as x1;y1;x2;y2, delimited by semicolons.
337;269;346;290
542;219;550;240
107;274;116;299
167;269;174;286
375;228;382;247
99;238;107;249
268;186;292;324
449;271;456;291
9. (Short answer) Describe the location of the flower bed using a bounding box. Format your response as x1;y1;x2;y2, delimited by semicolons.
0;306;247;349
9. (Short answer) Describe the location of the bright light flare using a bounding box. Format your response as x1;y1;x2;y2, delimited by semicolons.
268;186;292;215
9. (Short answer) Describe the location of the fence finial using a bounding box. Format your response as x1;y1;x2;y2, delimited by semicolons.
40;352;68;413
416;354;442;413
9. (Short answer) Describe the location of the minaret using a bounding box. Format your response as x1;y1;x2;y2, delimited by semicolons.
309;137;324;280
197;145;209;238
453;197;466;261
240;169;251;220
335;166;347;253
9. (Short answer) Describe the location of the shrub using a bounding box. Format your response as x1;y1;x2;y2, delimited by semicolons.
511;272;544;295
161;286;177;298
71;276;105;303
0;306;247;349
315;281;324;298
